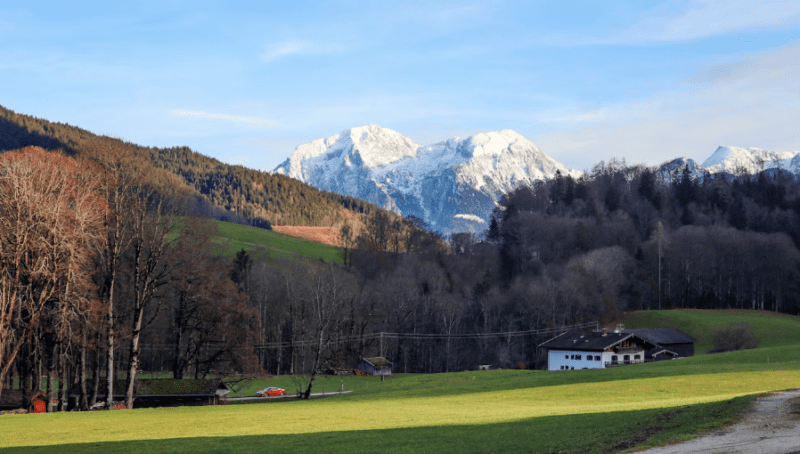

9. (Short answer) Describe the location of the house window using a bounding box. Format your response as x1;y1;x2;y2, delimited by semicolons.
611;355;618;362
634;354;641;360
565;354;569;359
624;355;630;363
595;356;601;361
576;354;582;360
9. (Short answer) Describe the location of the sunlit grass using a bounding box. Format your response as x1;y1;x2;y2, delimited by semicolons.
2;369;797;448
211;219;344;263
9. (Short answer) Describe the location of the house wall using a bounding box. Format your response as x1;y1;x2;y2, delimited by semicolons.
356;360;392;375
603;350;644;366
547;350;605;371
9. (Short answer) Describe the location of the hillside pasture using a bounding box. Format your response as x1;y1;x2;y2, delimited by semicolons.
210;219;344;263
621;309;800;354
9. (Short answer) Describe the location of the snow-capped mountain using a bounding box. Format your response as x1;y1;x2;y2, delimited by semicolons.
656;146;800;185
274;125;581;234
656;157;705;185
702;146;800;175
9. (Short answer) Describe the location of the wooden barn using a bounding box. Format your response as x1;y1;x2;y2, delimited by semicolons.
621;328;696;361
355;357;393;376
67;378;230;409
0;389;24;411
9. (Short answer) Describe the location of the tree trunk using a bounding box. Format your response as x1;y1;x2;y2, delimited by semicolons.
57;359;67;412
106;274;116;409
173;326;184;379
79;342;88;410
125;306;146;409
90;343;102;406
46;344;56;413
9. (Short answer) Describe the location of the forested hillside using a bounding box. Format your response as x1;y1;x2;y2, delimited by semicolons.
493;160;800;312
229;159;800;377
0;105;401;233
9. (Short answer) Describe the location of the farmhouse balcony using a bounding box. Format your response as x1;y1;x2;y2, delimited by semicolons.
604;359;644;367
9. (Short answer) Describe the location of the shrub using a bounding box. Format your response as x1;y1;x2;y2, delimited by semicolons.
710;323;758;353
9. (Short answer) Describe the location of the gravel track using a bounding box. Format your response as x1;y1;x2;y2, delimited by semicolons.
638;389;800;454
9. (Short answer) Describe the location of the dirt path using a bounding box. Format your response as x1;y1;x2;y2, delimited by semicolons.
638;389;800;454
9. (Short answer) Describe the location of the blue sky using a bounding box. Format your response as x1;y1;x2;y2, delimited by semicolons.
2;1;799;172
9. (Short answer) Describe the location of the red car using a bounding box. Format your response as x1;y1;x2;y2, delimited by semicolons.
256;387;287;397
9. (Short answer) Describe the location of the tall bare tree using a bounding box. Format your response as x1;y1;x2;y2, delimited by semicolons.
0;147;105;404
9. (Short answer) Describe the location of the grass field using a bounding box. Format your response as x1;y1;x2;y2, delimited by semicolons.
209;219;344;263
3;310;800;453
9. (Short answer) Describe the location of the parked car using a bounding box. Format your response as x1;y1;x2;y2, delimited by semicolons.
256;387;286;397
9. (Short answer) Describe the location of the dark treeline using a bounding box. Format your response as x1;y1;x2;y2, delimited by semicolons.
494;160;800;312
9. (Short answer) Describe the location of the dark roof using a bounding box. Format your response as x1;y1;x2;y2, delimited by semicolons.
538;330;657;351
362;357;392;367
68;379;229;398
650;348;679;357
0;389;23;409
622;328;696;345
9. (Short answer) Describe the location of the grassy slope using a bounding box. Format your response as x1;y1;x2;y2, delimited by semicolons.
210;219;344;263
620;309;800;354
4;310;800;453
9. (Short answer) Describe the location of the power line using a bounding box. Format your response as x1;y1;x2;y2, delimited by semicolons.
252;321;598;350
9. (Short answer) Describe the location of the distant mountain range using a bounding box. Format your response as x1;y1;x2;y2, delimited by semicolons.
657;146;800;184
275;125;800;234
275;126;581;234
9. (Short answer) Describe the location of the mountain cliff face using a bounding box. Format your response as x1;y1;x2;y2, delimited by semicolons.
274;126;582;234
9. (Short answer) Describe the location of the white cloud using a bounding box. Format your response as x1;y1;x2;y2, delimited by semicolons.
259;40;350;63
260;41;308;62
544;109;608;123
533;43;800;169
171;109;280;128
691;40;800;85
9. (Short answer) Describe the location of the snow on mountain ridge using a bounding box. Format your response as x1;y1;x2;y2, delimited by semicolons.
703;146;800;174
274;126;581;233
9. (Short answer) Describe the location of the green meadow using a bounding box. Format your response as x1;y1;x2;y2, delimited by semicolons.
205;219;344;263
3;310;800;453
621;308;800;354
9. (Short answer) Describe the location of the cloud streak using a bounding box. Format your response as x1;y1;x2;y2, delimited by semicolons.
260;41;309;62
171;109;280;128
620;0;800;43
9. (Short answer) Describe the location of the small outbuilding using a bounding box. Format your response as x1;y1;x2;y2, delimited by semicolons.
67;378;230;409
0;389;24;411
355;357;393;376
621;328;696;361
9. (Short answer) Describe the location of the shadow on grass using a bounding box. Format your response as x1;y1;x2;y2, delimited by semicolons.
5;396;754;454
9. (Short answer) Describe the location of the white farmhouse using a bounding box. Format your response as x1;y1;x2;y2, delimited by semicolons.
538;330;658;371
